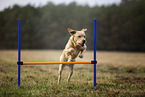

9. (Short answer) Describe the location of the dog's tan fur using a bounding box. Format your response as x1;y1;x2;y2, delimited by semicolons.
58;28;87;84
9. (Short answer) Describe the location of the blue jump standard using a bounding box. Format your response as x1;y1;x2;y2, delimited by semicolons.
94;19;97;88
18;19;21;86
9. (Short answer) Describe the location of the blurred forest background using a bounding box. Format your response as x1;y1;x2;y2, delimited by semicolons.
0;0;145;51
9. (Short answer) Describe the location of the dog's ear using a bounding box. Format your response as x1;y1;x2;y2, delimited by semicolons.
68;28;76;35
81;28;87;32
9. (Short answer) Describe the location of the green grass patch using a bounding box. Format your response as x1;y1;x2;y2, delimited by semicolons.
0;50;145;96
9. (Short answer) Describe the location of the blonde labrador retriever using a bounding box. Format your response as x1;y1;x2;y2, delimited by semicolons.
58;28;87;84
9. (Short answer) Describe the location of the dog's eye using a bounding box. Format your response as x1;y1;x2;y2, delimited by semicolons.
78;36;81;38
84;36;86;38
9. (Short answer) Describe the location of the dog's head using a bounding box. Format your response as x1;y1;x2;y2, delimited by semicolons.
68;28;87;47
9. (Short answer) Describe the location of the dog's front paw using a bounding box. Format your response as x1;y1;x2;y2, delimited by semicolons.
79;54;83;58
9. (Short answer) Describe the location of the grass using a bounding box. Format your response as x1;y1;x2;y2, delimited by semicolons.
0;50;145;96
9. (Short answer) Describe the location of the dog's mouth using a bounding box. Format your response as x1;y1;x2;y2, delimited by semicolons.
78;40;86;47
78;43;85;47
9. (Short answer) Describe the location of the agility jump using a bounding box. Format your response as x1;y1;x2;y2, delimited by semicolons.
17;19;97;87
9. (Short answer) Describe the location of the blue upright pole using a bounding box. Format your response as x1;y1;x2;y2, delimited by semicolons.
18;19;21;86
94;19;96;88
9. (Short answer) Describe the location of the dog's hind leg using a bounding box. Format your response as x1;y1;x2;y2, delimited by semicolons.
67;65;74;83
58;64;65;84
67;58;75;83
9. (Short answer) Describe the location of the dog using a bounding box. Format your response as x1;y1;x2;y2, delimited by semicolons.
58;28;87;84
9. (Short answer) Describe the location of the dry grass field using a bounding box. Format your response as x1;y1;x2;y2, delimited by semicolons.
0;50;145;96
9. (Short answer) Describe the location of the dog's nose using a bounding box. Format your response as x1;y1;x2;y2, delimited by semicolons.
83;40;86;43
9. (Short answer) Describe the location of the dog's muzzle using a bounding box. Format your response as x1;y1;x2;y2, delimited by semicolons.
79;40;86;47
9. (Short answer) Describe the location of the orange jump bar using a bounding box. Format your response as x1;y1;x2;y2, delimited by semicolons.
17;61;95;65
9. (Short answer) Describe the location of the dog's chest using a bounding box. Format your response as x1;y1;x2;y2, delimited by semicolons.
71;49;80;59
